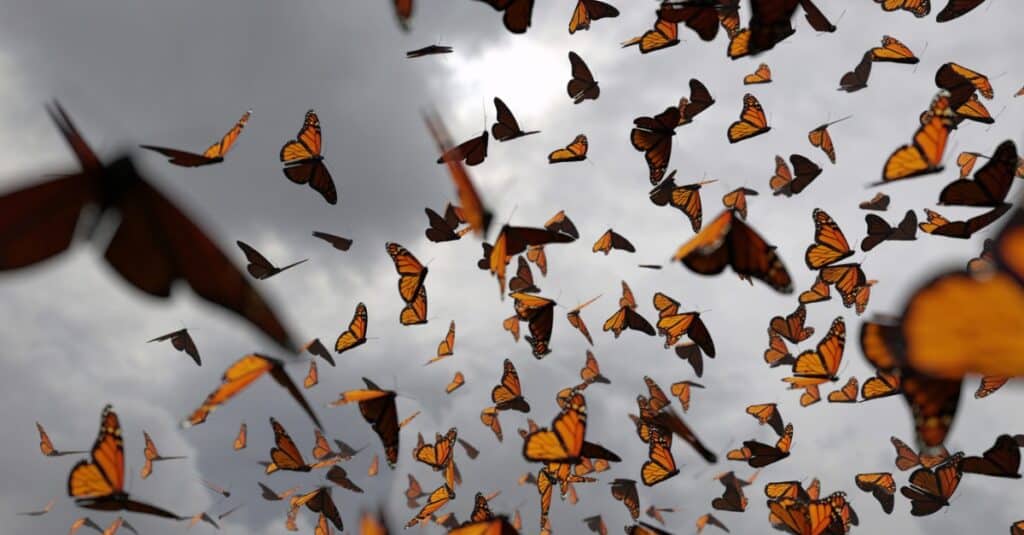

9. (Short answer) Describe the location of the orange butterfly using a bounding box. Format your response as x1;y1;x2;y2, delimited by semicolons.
567;295;601;345
695;513;729;534
975;375;1009;399
870;36;919;63
593;228;635;254
425;321;456;365
548;134;589;164
36;422;85;457
406;484;454;528
233;422;247;450
861;371;901;401
147;328;201;366
265;418;338;474
859;193;891;211
649;173;717;232
805;209;853;269
288;487;344;531
303;360;318;389
386;243;428;325
329;378;399;466
68;405;182;520
670;380;704;412
631;106;681;184
446;372;465;394
603;281;656;338
335;302;368;354
827;377;858;403
881;91;956;182
784;317;845;387
280;110;337;204
413;428;457;471
139;431;185;479
522;389;620;464
855;472;895;514
140;110;251;167
622;15;679;54
900;453;964;516
769;154;822;197
769;304;814;343
727;94;770;143
743;64;772;84
480;406;503;442
491;359;530;412
745;403;786;436
641;427;679;486
611;478;640;520
807;116;851;164
919;205;1010;239
423;110;493;236
721;187;758;220
874;0;930;17
568;0;619;33
652;292;715;354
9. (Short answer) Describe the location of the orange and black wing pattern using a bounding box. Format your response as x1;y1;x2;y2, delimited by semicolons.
280;109;337;204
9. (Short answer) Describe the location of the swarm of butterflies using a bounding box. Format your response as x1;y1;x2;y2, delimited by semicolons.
6;0;1024;533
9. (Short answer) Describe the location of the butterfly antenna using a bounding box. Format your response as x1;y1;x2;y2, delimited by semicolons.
913;42;929;73
830;115;853;127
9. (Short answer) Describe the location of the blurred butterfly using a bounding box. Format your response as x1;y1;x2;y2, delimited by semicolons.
476;0;534;33
0;102;296;351
881;91;956;182
743;63;772;84
695;513;729;533
437;131;489;167
425;321;456;365
727;94;770;143
566;295;601;345
232;422;247;450
593;228;636;255
17;498;55;517
650;173;717;232
312;231;352;251
770;154;822;197
303;360;318;389
480;407;503;442
732;423;792;467
548;134;588;163
446;372;466;394
855;472;895;514
236;240;307;280
406;484;454;528
406;44;452;58
568;0;619;33
487;225;575;297
37;422;85;457
900;453;964;516
657;0;733;41
289;487;344;531
870;36;919;63
265;418;338;474
68;517;103;534
610;479;640;520
862;210;917;252
140;110;251;167
673;209;794;293
567;52;600;103
184;353;321;429
838;52;872;92
603;280;656;338
139;431;185;479
874;0;929;17
935;62;993;109
393;0;412;29
491;97;539;141
632;106;681;184
424;111;493;236
712;476;747;512
329;378;399;467
425;204;470;242
652;292;715;354
580;350;610;384
386;242;428;325
280;110;337;204
937;0;991;20
975;375;1008;398
722;187;758;220
582;515;607;534
859;193;890;211
512;292;557;357
68;405;182;519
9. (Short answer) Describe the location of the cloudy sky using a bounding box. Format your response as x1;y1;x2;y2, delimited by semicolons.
0;0;1022;533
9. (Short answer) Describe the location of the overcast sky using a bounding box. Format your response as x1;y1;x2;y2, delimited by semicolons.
0;0;1022;533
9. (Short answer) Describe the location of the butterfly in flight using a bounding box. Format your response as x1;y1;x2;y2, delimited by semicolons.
567;52;600;103
147;328;200;366
236;240;307;280
491;97;539;141
280;109;337;205
406;44;453;58
140;110;251;167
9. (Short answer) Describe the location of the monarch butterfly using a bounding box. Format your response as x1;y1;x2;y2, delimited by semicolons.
652;292;715;354
146;329;202;367
592;228;635;255
425;204;469;243
405;474;427;508
838;52;872;92
34;423;82;458
289;487;344;531
743;63;772;84
536;468;554;529
232;423;247;451
632;106;681;184
641;428;679;486
670;380;704;412
446;371;465;394
769;304;814;343
722;187;758;220
603;280;656;337
265;418;337;474
491;359;530;412
512;292;556;357
386;242;428;325
657;0;730;41
764;329;795;367
960;434;1021;478
280;110;337;205
808;116;851;164
746;403;786;436
139;431;185;479
414;428;457;471
567;295;601;345
900;453;964;516
883;91;957;182
488;225;576;297
405;44;453;58
568;0;619;33
140;110;251;167
330;378;399;466
423;111;493;236
335;302;368;354
675;342;709;377
622;15;679;54
582;515;606;534
935;62;993;107
919;205;1010;239
15;499;53;518
739;423;793;467
567;52;599;103
645;506;676;526
679;79;716;125
939;140;1018;207
311;230;352;252
68;406;182;520
611;478;640;520
873;0;930;16
258;482;299;501
770;154;822;196
477;0;534;34
859;193;890;211
974;375;1008;398
854;472;895;514
861;324;963;447
502;314;520;343
764;480;811;502
303;338;334;365
674;210;793;293
711;478;747;512
861;371;901;401
425;321;456;365
800;384;821;407
393;0;412;30
437;131;489;168
184;353;321;429
827;377;858;403
491;97;539;142
862;210;918;252
522;389;620;464
784;317;845;387
805;209;853;269
650;174;717;232
0;102;296;351
449;516;519;534
548;134;589;163
695;513;729;533
727;94;771;143
870;36;919;63
480;406;503;443
236;241;307;280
